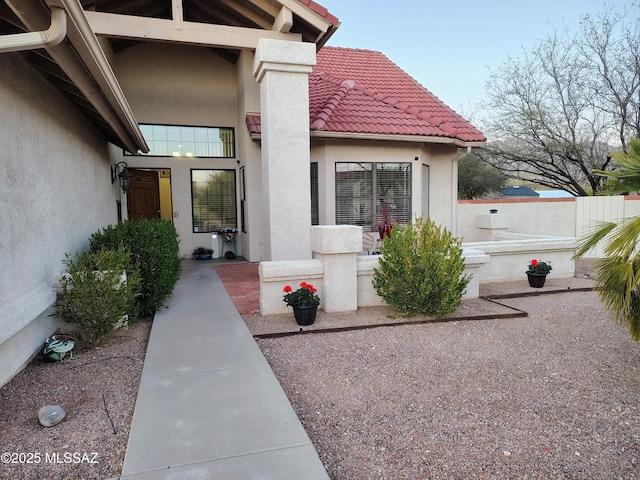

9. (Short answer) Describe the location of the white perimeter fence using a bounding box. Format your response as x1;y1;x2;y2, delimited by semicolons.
458;195;640;258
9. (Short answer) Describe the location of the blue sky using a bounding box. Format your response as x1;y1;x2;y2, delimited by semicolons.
318;1;634;119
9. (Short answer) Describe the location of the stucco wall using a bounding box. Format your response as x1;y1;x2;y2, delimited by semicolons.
0;54;117;386
458;199;577;242
115;43;238;126
235;50;264;262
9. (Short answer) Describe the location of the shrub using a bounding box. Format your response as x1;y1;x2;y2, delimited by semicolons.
90;219;181;316
54;247;141;347
373;216;471;317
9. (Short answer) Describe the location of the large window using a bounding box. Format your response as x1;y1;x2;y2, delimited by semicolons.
133;124;235;158
191;170;237;233
336;162;411;226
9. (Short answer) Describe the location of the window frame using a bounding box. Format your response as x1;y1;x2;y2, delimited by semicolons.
335;162;412;227
128;124;235;158
190;169;237;234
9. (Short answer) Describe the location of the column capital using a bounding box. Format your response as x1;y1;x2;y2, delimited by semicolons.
253;38;316;82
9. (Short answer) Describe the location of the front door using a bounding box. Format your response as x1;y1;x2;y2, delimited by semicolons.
128;169;160;220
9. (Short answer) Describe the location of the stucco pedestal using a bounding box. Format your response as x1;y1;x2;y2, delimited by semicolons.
311;225;362;312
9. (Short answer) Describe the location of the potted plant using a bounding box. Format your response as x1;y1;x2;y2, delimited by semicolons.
376;205;395;240
192;246;214;260
526;259;552;288
283;282;320;326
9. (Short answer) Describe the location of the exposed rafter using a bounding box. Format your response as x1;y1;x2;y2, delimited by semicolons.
219;0;271;30
278;0;329;33
273;7;292;33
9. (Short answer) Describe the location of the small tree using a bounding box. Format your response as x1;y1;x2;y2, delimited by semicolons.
458;152;505;199
54;247;141;347
373;217;471;317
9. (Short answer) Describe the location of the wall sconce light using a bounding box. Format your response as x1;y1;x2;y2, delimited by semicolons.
111;161;131;193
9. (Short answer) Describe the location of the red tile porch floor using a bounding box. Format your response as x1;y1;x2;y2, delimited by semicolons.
213;262;260;314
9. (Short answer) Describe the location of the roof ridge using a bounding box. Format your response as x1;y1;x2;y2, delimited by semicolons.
310;75;355;130
312;72;455;137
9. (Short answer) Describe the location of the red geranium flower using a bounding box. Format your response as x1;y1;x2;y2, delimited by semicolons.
528;259;552;274
282;281;320;307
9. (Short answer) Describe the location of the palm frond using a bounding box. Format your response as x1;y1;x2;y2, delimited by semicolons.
574;221;616;258
595;257;640;341
603;216;640;259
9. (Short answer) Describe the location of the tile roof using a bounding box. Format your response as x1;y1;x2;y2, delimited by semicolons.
309;47;486;143
246;46;486;144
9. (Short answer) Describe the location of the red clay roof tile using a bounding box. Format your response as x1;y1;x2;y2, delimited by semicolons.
310;46;486;143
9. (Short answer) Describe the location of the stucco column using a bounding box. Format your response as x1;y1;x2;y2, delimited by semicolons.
311;225;362;312
253;39;316;260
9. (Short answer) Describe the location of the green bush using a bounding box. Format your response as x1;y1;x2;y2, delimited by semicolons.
90;219;181;316
54;247;141;347
373;217;471;318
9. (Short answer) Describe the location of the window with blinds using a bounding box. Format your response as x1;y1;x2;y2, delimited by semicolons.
311;162;319;225
131;124;235;158
336;162;411;226
191;169;237;233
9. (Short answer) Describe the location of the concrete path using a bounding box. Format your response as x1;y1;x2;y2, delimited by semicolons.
118;260;329;479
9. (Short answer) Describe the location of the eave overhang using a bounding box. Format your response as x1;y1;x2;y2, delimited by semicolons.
2;1;340;154
3;0;148;153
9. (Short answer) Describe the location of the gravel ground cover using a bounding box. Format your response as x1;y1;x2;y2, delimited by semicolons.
0;318;151;480
258;290;640;479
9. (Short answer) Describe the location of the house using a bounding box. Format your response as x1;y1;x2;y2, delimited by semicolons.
501;185;540;198
0;0;484;386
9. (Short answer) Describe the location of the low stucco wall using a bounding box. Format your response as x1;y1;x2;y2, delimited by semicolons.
464;234;576;283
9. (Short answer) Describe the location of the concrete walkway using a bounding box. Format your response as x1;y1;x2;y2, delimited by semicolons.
118;260;329;479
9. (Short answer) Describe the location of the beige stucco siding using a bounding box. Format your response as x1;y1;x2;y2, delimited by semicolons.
424;144;459;233
0;54;118;387
115;43;238;126
235;50;264;261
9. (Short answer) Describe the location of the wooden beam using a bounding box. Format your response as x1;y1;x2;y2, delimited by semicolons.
246;0;279;18
272;6;292;33
85;10;301;49
171;0;183;23
219;0;271;30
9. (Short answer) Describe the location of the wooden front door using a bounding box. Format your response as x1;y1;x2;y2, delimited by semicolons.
128;169;160;220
